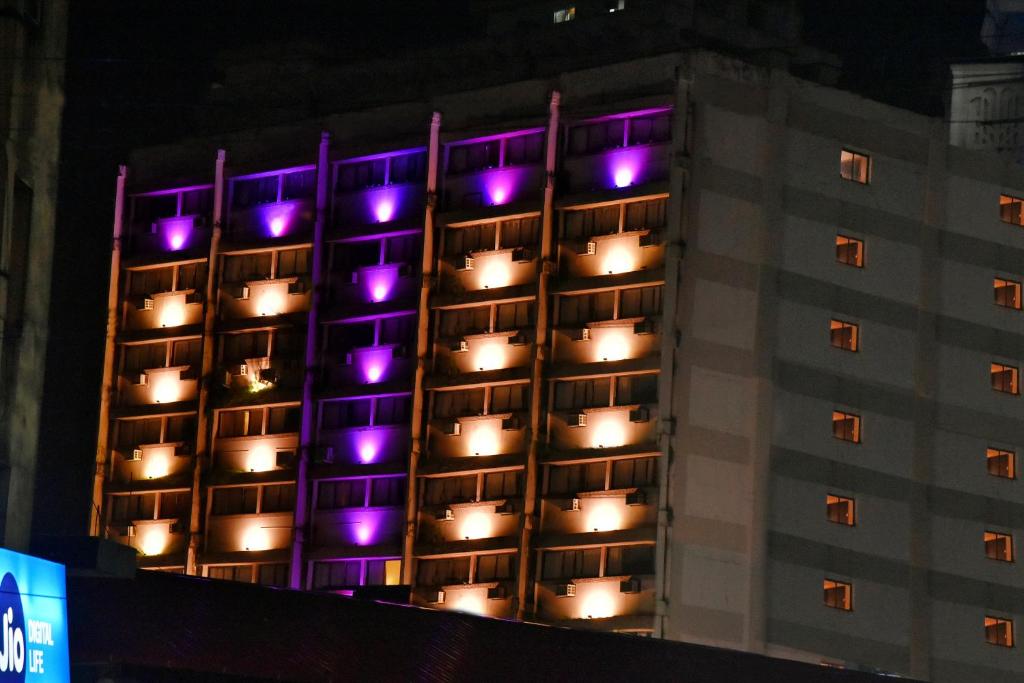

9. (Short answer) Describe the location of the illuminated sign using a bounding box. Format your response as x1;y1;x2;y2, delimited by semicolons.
0;548;69;681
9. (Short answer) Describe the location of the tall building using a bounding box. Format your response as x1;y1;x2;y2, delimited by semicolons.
91;3;1024;681
0;0;66;548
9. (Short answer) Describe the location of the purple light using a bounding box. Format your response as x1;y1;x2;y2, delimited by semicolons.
358;441;377;464
613;167;634;188
604;147;653;191
159;216;194;252
358;264;399;303
348;510;383;545
260;202;296;238
482;168;525;206
355;523;372;545
352;346;394;384
374;200;395;223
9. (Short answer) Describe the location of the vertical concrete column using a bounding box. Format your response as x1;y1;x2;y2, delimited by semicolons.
402;112;442;584
515;90;560;620
653;71;692;637
89;164;127;537
187;149;226;576
289;132;331;589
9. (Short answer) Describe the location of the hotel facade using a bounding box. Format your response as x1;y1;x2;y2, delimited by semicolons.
89;39;1024;681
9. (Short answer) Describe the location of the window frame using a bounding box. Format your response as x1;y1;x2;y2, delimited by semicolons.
839;149;871;184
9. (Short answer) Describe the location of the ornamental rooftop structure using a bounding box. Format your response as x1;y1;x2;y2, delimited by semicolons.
91;8;1024;683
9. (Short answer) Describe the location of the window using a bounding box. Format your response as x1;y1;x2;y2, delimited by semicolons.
995;278;1022;310
1000;195;1024;226
611;457;657;488
416;557;470;586
558;291;615;325
988;448;1016;479
261;484;296;513
553;6;576;23
835;235;864;268
432;388;485;418
316;479;367;510
109;494;156;522
313;560;363;589
547;462;606;495
483;471;521;499
564;205;619;239
210;487;258;515
541;549;601;579
830;320;859;352
839;150;870;184
369;477;404;507
554;378;611;410
257;563;289;587
320;399;372;429
823;579;852;610
218;409;262;438
826;495;855;526
619;286;663;318
832;411;861;443
129;267;174;296
440;306;491;337
476;554;516;581
423;475;477;505
207;565;253;583
266;406;301;434
607;544;654;575
365;559;402;586
985;531;1014;562
986;616;1014;647
992;363;1019;395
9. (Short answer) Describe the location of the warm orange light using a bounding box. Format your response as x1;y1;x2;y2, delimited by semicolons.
151;372;181;404
580;589;616;619
459;510;492;540
466;420;500;457
247;444;276;472
601;245;635;275
479;258;511;290
451;591;487;615
594;329;629;362
243;525;271;551
142;449;170;479
157;298;186;328
256;289;285;317
137;525;168;556
586;500;622;532
591;414;626;449
473;341;506;371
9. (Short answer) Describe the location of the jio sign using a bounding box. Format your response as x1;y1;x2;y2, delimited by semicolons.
0;549;68;682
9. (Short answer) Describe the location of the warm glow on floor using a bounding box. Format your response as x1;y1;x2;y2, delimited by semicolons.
247;444;276;472
459;510;492;540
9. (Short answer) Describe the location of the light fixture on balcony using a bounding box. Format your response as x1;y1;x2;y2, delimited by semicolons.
143;451;170;480
151;374;180;404
602;246;635;275
374;199;395;223
591;417;626;449
247;444;276;473
256;290;285;317
473;341;506;372
138;526;168;557
158;299;186;328
595;330;629;362
452;592;487;615
586;501;622;532
460;510;492;540
613;167;634;188
242;525;271;552
479;260;510;290
581;590;616;619
467;422;500;457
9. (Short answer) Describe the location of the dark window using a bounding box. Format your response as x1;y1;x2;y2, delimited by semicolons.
499;217;540;249
317;479;366;510
165;415;196;443
261;484;296;513
389;152;428;185
559;291;615;325
277;248;311;277
159;491;190;520
447;140;500;175
490;384;527;413
370;477;405;506
504;133;544;166
321;399;373;429
628;114;671;146
257;563;289;587
131;193;178;229
326;323;376;355
547;462;606;494
333;239;381;274
281;170;316;201
433;389;486;418
313;560;362;589
232;176;279;210
177;263;208;291
445;223;497;256
564;205;619;240
181;188;213;217
607;544;654;575
541;549;601;579
218;409;263;438
123;343;167;374
272;328;304;358
222;253;272;282
476;553;516;581
379;314;416;346
172;339;202;367
336;159;387;193
568;119;625;156
208;565;253;583
116;418;162;448
210;487;259;515
109;494;156;522
128;267;174;296
624;198;667;232
221;332;270;364
440;306;491;337
385;235;419;264
375;396;411;425
619;286;662;318
611;457;657;488
554;378;611;410
616;374;658;404
267;406;301;434
424;475;477;504
416;557;470;585
496;302;533;331
483;471;521;499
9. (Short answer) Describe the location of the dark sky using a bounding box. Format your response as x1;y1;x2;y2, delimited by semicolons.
31;0;988;539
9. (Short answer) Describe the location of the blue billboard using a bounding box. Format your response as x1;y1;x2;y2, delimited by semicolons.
0;548;69;682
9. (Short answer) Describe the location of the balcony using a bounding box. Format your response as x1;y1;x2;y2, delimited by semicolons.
551;405;658;451
416;581;515;618
109;518;187;559
129;215;208;257
119;365;197;407
443;165;545;214
553;319;660;366
333;183;424;228
126;289;203;331
540;488;656;537
222;356;303;394
220;277;310;320
112;442;192;484
443;247;537;295
205;511;294;554
536;574;655;625
561;231;663;280
436;331;532;375
420;499;520;546
327;264;419;314
562;142;671;195
429;413;527;459
214;434;298;473
311;506;404;550
316;424;410;467
324;344;414;389
228;198;314;244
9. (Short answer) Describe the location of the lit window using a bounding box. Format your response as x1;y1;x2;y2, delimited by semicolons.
829;319;859;352
832;411;861;443
835;235;864;268
994;278;1022;310
1000;195;1024;226
988;448;1016;479
826;495;855;526
823;579;852;610
986;616;1014;647
991;363;1019;395
554;7;576;22
840;150;870;184
606;0;625;11
985;531;1014;562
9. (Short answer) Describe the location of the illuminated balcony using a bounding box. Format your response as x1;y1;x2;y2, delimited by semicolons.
551;405;658;451
536;574;654;626
316;424;410;467
127;289;203;330
328;263;418;310
437;331;532;375
561;109;672;194
112;441;192;484
129;214;210;256
420;581;515;618
333;183;424;227
324;344;414;387
561;231;663;280
311;507;404;550
120;365;197;407
442;130;546;212
553;319;660;366
222;356;303;394
228;165;316;242
205;512;294;554
213;434;298;473
420;499;520;545
540;488;656;537
444;247;537;294
109;518;188;559
220;277;311;320
128;186;213;255
429;413;527;458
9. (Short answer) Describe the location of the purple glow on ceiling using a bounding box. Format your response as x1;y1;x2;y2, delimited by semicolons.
352;346;394;384
357;264;400;303
159;216;194;252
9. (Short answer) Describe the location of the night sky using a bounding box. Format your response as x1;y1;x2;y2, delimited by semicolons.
31;0;988;539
